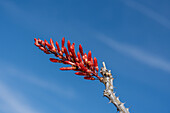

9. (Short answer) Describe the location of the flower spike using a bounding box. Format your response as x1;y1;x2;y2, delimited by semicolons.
34;37;101;80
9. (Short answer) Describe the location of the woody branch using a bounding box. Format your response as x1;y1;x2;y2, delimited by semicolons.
100;62;129;113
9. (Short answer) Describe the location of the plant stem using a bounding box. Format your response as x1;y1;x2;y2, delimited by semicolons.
100;62;130;113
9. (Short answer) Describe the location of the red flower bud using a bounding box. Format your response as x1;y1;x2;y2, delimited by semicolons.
79;44;84;56
88;51;92;62
84;53;87;59
34;38;40;47
71;44;77;61
91;58;94;66
94;57;98;66
67;40;71;52
83;53;88;63
45;40;52;49
50;38;54;47
45;51;50;54
77;52;82;62
70;44;75;53
63;61;75;66
75;72;88;76
56;41;61;52
94;57;99;72
60;67;76;70
39;47;45;51
96;67;99;72
64;47;69;59
84;77;95;80
41;40;46;46
49;58;61;63
39;47;50;54
62;37;65;48
79;62;87;72
50;38;56;52
38;39;42;43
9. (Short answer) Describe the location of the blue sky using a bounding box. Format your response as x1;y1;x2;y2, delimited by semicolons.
0;0;170;113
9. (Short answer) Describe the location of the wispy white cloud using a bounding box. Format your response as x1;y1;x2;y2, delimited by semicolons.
121;0;170;29
0;62;77;99
0;60;79;113
97;34;170;73
0;81;41;113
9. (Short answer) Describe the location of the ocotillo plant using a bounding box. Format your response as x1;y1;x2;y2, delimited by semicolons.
34;37;130;113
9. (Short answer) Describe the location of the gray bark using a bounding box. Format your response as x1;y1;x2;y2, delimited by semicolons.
100;62;130;113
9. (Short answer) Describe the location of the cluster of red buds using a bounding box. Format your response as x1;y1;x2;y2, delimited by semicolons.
34;37;102;81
